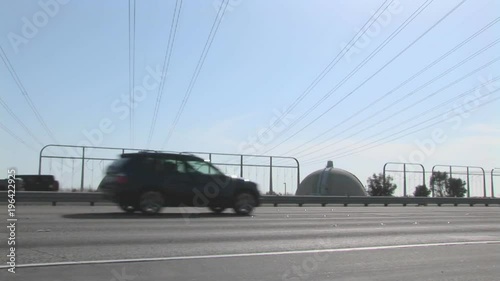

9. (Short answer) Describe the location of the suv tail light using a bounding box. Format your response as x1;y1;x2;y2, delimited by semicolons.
115;174;128;184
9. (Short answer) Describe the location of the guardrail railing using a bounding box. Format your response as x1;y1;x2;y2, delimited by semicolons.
38;144;300;194
3;192;499;207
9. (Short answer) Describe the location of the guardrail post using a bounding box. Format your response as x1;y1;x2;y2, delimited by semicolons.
492;169;496;198
403;163;407;197
431;166;435;198
421;164;426;189
293;157;300;194
240;155;244;178
482;168;486;198
207;154;212;174
269;157;273;194
81;147;85;192
382;163;387;189
467;166;470;198
39;144;51;175
39;149;43;175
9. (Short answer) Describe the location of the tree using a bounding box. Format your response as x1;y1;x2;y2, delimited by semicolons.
430;171;468;197
430;171;448;197
446;178;467;197
413;185;431;197
366;173;397;196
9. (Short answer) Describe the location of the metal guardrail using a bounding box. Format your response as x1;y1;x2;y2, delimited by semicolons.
383;162;426;197
2;192;500;207
432;164;487;198
38;144;300;193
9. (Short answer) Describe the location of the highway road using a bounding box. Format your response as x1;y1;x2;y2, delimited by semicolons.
1;205;499;280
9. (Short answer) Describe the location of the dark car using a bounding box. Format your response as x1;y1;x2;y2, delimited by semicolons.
98;152;261;215
0;178;24;191
16;175;59;191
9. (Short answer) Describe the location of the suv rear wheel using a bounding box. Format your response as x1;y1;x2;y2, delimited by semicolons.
209;206;226;214
233;192;257;216
139;191;164;215
120;205;137;213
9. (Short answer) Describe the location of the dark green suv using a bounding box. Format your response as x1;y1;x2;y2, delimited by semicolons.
98;152;260;215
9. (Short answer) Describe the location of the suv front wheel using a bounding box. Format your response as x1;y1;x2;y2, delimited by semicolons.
139;191;164;215
233;192;257;216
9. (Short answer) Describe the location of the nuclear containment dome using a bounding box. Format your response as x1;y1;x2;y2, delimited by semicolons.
296;161;367;196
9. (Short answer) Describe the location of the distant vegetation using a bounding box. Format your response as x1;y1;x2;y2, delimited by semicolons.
366;173;397;196
430;171;467;197
413;185;431;197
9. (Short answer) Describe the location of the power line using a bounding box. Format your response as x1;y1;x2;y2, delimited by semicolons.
281;17;500;157
129;0;136;147
266;0;469;155
301;76;500;164
253;0;394;142
301;56;500;163
0;121;37;151
329;92;500;160
290;37;500;159
161;0;229;148
0;45;58;144
229;0;394;165
0;97;45;146
262;0;443;154
147;0;183;148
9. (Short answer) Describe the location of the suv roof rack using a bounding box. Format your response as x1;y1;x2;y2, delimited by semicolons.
137;150;158;153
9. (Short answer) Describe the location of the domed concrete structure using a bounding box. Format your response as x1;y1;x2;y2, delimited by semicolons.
296;161;367;196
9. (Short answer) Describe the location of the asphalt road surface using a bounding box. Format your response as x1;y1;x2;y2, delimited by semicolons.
1;205;499;280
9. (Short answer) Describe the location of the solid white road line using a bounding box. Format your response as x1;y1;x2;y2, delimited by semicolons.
3;240;500;269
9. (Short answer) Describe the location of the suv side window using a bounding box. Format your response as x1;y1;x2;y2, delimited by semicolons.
185;160;222;175
155;159;186;175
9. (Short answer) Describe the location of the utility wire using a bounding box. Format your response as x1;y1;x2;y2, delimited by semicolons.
262;0;445;154
162;0;229;148
301;57;500;162
329;92;500;160
0;97;45;146
282;17;500;157
235;0;393;165
129;0;136;147
147;0;183;148
0;121;37;151
0;45;58;144
302;75;500;164
253;0;394;142
291;37;500;158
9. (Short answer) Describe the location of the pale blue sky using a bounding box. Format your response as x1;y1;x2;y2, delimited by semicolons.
1;0;499;195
